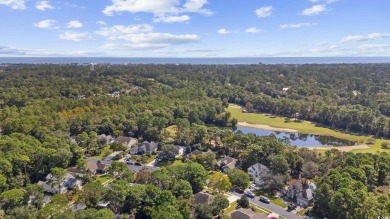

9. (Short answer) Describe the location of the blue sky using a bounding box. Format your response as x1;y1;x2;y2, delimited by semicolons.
0;0;389;57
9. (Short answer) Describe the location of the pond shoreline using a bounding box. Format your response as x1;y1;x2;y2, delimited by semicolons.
238;122;298;133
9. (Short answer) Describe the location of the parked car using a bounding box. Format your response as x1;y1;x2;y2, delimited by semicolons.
134;162;142;166
126;160;134;165
244;189;255;198
259;196;270;203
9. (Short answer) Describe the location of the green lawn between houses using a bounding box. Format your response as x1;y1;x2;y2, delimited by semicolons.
227;104;389;153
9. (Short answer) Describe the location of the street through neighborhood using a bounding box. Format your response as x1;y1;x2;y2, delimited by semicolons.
229;191;302;219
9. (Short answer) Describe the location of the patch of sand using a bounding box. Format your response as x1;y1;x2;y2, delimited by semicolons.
238;122;298;133
307;144;370;152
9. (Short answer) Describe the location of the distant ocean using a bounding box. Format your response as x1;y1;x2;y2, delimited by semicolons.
1;57;390;65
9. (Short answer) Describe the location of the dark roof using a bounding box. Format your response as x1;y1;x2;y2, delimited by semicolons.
231;209;268;219
69;161;107;175
216;156;238;170
138;141;158;153
193;192;214;205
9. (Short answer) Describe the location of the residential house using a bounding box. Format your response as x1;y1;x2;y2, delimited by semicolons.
175;146;185;157
247;163;270;186
68;160;108;177
285;179;316;207
187;149;213;157
97;134;115;145
114;136;138;149
230;208;268;219
38;173;82;194
130;141;158;155
215;156;237;174
193;192;214;205
282;88;289;92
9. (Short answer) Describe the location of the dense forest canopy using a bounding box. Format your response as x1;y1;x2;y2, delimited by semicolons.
0;63;390;218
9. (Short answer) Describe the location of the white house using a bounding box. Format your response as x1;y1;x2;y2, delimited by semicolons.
286;179;317;207
38;173;82;194
247;163;270;186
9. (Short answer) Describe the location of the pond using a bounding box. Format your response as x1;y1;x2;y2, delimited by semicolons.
236;126;355;147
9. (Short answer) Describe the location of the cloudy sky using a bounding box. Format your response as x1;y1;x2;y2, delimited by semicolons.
0;0;389;57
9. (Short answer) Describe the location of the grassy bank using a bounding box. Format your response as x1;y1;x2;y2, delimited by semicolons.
227;104;387;153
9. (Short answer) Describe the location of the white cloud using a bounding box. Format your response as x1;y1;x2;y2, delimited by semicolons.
217;29;231;35
0;45;106;57
103;0;212;16
35;1;54;10
101;43;165;50
280;22;318;28
33;20;56;28
153;15;190;23
245;27;261;33
340;33;390;43
0;0;26;9
96;21;107;26
96;24;199;50
67;20;83;28
358;44;390;50
301;4;327;16
59;31;93;41
255;6;273;18
95;24;154;39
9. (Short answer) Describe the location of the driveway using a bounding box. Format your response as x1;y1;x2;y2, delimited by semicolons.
229;191;302;219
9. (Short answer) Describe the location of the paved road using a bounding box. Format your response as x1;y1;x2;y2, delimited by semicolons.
229;192;302;219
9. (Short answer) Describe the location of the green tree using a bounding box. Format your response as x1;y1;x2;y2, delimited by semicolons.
211;194;229;216
228;169;250;191
0;189;25;212
79;182;105;208
108;161;134;182
168;162;208;193
50;167;67;193
238;195;250;208
194;204;212;219
95;209;115;219
209;172;231;193
158;144;179;163
270;155;289;175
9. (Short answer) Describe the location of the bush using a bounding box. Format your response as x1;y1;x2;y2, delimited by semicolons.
366;138;376;145
381;142;389;149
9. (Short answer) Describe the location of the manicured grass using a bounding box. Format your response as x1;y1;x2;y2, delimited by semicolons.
298;208;307;216
228;104;387;153
253;189;287;208
224;201;238;216
92;145;113;159
94;175;113;185
145;155;157;164
163;125;177;143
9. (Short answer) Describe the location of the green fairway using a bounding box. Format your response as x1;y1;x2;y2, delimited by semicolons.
227;104;387;153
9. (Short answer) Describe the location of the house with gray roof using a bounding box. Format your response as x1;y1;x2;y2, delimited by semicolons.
193;192;214;205
130;141;158;155
286;179;316;207
230;208;268;219
114;136;138;149
215;156;237;174
38;173;82;194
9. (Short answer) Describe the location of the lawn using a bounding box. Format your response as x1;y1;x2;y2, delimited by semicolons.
254;189;287;208
227;104;388;153
298;208;307;216
162;125;177;143
94;175;113;185
92;145;113;159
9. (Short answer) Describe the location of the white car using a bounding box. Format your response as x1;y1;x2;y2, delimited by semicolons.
244;189;255;198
